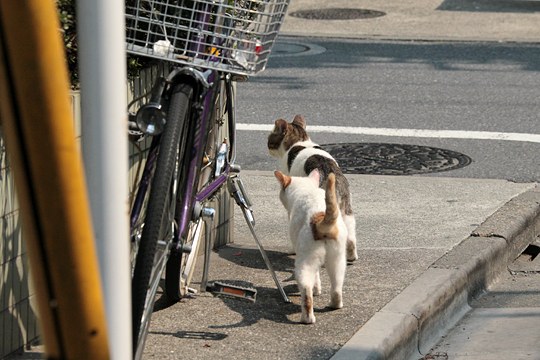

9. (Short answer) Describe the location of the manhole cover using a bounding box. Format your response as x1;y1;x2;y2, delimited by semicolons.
271;41;326;57
320;143;472;175
289;8;386;20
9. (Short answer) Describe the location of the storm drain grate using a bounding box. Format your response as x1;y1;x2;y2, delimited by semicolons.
320;143;472;175
289;8;386;20
510;240;540;274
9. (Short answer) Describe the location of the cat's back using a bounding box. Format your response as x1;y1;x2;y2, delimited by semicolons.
285;141;336;177
287;179;326;227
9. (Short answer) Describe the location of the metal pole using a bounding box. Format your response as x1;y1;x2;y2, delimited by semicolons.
76;0;131;359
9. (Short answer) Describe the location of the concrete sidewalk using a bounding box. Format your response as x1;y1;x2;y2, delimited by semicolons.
280;0;540;42
140;172;539;360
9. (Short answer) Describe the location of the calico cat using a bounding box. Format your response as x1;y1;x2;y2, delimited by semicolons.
275;170;347;324
268;114;358;262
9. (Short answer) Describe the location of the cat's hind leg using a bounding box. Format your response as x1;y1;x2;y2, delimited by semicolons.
325;243;346;309
314;270;322;296
299;286;315;324
295;262;317;324
343;214;358;262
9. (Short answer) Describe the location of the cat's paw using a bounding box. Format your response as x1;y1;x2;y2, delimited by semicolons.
329;293;343;309
300;314;316;324
313;287;322;296
328;301;343;309
346;240;358;262
329;300;343;309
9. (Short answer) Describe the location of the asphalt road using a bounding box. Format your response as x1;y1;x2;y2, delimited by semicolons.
235;36;540;182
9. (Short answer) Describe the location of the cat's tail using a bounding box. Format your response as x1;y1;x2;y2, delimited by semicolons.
324;173;340;225
312;173;340;240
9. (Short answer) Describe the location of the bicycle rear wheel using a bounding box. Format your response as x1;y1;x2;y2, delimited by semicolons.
131;83;193;358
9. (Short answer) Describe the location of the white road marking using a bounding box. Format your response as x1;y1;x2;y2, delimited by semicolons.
236;123;540;144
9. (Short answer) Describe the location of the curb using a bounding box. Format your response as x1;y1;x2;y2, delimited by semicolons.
331;185;540;360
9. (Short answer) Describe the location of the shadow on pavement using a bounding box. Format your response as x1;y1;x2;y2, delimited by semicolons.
438;0;540;13
217;244;295;273
262;38;540;76
207;285;300;328
150;329;228;341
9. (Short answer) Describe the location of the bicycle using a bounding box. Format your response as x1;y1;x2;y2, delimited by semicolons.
125;0;290;358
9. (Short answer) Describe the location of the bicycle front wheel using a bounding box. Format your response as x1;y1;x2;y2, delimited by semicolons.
164;77;235;301
131;83;193;359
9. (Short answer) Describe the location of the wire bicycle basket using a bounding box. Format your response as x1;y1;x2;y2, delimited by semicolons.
126;0;290;76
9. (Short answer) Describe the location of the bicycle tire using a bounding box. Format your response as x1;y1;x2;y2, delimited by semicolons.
214;80;235;247
131;83;193;358
164;78;235;301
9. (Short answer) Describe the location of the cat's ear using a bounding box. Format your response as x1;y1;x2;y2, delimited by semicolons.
274;119;288;134
292;114;306;129
274;170;291;189
308;169;320;185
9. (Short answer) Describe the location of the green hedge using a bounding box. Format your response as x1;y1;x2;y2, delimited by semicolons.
57;0;78;88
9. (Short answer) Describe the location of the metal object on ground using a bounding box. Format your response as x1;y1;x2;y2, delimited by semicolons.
229;175;291;303
321;142;472;175
271;41;326;57
207;281;257;302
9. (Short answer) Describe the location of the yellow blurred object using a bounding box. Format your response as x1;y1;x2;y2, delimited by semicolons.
0;1;110;359
208;46;221;56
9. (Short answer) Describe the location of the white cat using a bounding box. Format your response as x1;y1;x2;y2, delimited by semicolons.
274;169;347;324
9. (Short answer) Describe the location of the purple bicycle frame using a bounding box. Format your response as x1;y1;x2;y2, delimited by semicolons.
129;77;231;241
130;2;234;244
176;70;221;240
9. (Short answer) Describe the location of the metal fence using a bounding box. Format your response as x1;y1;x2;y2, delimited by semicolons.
0;132;39;358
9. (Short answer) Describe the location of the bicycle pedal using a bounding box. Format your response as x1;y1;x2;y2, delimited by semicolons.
206;281;256;302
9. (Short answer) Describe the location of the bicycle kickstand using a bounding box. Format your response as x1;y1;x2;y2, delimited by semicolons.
228;174;291;303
